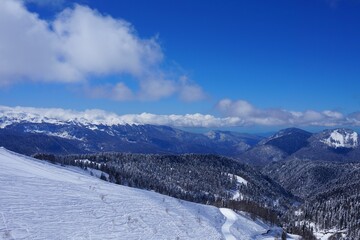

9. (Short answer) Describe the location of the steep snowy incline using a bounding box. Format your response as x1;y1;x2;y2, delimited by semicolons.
0;147;295;240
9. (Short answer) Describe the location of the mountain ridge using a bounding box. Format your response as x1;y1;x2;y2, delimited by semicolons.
0;121;263;157
1;108;360;166
240;127;360;165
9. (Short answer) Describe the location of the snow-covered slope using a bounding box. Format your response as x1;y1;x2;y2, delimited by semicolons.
320;129;358;148
0;147;296;240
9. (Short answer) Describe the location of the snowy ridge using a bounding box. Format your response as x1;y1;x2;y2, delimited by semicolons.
0;105;137;128
321;129;358;148
0;147;299;240
263;131;291;143
0;105;240;128
24;129;85;141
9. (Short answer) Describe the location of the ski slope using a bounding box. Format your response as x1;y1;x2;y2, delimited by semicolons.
220;208;238;240
0;147;297;239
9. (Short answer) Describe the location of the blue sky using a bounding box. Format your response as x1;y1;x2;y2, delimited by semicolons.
1;0;360;130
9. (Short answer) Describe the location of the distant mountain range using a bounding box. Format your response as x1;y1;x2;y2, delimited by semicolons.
1;111;360;166
240;127;360;165
0;121;263;157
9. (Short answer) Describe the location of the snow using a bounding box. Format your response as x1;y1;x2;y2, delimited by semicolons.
234;175;248;186
219;208;299;240
83;167;109;180
287;233;302;240
228;173;248;186
314;229;347;240
205;131;217;139
205;131;229;141
321;129;358;148
0;105;242;129
25;129;84;141
74;159;104;168
261;130;292;144
232;191;243;200
220;208;238;240
0;147;300;240
294;209;303;216
125;138;137;143
228;173;248;200
298;220;347;240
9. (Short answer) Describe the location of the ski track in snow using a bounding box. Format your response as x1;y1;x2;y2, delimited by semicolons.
220;208;238;240
0;147;301;240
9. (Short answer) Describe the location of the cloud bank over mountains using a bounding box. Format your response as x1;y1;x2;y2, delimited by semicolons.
0;0;205;101
216;99;350;127
1;103;360;128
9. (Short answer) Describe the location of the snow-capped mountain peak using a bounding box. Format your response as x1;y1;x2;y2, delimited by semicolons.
0;105;134;128
321;129;359;148
0;105;246;129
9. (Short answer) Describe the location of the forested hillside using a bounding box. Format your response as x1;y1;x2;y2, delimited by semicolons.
34;152;296;224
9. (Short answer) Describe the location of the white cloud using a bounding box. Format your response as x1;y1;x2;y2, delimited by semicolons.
0;0;205;102
0;0;79;85
217;99;256;117
1;105;359;128
178;76;207;102
84;83;134;101
138;76;177;101
0;105;241;128
216;99;354;127
84;74;206;102
53;5;163;77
